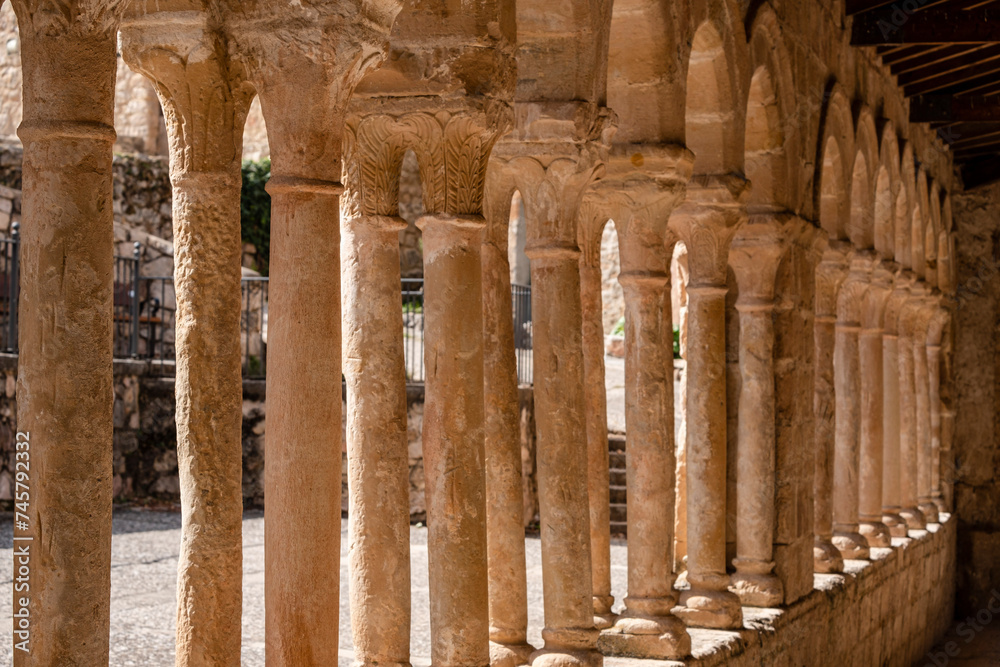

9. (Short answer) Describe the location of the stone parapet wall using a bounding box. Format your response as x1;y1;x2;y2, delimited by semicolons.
607;517;956;667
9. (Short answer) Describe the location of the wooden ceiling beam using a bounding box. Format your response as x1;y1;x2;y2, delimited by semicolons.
852;8;1000;45
911;95;1000;122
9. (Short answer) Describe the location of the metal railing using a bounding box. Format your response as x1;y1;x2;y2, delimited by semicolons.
0;222;19;353
0;237;534;384
401;279;533;385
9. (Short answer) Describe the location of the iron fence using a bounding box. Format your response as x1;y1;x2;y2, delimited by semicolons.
400;279;533;385
0;237;534;384
0;222;18;353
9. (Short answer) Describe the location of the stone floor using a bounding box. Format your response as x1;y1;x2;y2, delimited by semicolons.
0;509;629;665
923;611;1000;667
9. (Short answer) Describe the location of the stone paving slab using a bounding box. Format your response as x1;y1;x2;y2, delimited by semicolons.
0;509;630;666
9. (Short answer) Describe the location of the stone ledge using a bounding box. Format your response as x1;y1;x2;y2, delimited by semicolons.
605;515;956;666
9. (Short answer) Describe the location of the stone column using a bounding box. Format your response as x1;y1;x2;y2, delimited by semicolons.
419;212;491;667
813;243;848;572
482;163;534;667
926;326;943;518
832;252;872;560
913;297;939;524
493;104;613;667
858;264;892;548
927;307;952;515
595;147;693;658
10;2;124;664
577;198;615;631
121;9;252;665
340;120;413;667
670;175;747;630
898;286;927;531
727;219;785;607
225;4;400;663
881;271;911;537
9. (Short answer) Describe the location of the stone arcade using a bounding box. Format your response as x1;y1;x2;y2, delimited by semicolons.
8;0;997;665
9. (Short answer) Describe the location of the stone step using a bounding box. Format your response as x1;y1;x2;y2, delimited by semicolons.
609;468;626;486
609;484;627;505
608;450;626;470
610;521;627;537
610;502;627;524
608;433;626;452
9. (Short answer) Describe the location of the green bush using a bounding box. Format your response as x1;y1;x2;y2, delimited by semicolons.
241;158;272;275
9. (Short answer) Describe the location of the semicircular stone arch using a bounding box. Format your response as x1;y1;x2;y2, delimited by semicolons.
816;84;854;241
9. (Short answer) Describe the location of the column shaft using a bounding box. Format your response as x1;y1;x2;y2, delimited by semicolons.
419;215;490;667
343;215;411;667
172;174;245;665
881;334;906;536
677;285;742;627
730;302;783;605
927;344;945;514
858;327;890;547
601;275;688;659
580;262;614;629
914;327;938;523
813;310;844;571
483;237;533;666
529;248;600;666
265;186;344;665
14;29;118;666
832;319;869;559
898;319;925;530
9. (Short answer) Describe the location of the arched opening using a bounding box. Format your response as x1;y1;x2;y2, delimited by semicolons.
895;188;910;268
849;152;872;249
820;136;846;240
686;22;736;174
911;205;924;279
744;65;786;212
507;190;530;286
874;166;893;258
600;219;624;337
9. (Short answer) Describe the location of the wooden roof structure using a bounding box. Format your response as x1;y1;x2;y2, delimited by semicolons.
848;0;1000;188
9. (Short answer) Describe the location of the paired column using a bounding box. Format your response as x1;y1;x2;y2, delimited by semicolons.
858;264;892;548
812;243;848;572
898;285;927;531
577;198;615;632
927;307;952;514
670;175;747;630
11;3;125;663
596;147;693;658
483;165;534;667
226;4;400;662
913;297;939;524
728;220;785;607
121;9;252;665
495;108;612;667
832;252;872;560
881;272;910;537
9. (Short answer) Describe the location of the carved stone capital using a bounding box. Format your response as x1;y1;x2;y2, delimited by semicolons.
344;106;510;220
491;135;609;256
836;251;875;327
815;241;851;320
221;0;403;181
121;6;253;177
729;214;797;304
884;270;916;337
669;173;750;286
11;0;126;38
861;262;894;331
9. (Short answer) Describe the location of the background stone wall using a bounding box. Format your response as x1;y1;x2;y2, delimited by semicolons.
951;181;1000;616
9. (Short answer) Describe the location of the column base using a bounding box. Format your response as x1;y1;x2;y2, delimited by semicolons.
530;648;602;667
919;501;940;525
491;641;536;667
728;570;784;608
676;588;743;630
859;520;892;548
933;495;948;515
598;612;691;660
833;529;871;560
882;511;909;538
592;595;617;630
813;536;844;573
900;506;927;531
